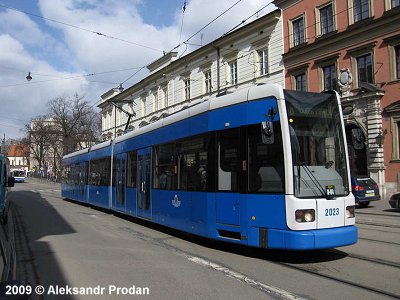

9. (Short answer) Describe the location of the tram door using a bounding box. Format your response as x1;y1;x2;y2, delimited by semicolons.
113;154;126;212
137;147;152;220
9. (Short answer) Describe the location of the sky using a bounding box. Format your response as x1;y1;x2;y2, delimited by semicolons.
0;0;275;140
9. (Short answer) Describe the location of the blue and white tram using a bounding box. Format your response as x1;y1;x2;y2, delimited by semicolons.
62;84;357;250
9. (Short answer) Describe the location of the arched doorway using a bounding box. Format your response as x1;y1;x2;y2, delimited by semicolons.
345;124;368;176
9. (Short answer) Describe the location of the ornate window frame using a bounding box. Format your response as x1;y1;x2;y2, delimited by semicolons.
315;1;336;37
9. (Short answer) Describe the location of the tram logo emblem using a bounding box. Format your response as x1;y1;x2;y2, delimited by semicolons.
172;194;181;207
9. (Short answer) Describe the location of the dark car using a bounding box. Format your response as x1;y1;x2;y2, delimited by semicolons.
351;176;381;208
389;192;400;209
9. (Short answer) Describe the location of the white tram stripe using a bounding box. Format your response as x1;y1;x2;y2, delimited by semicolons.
188;256;306;300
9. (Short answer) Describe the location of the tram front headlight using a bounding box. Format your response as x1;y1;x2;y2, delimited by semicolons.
346;206;355;218
295;209;315;223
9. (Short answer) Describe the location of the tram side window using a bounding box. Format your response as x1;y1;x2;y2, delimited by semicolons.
84;162;89;184
73;164;79;185
89;157;111;186
154;134;209;191
218;129;240;192
176;135;208;191
63;165;71;184
126;151;137;188
154;143;177;190
247;123;284;193
112;156;119;187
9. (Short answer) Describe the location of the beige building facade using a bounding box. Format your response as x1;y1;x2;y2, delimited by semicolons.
99;10;284;140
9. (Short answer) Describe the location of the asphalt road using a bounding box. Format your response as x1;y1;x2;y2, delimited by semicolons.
6;180;400;300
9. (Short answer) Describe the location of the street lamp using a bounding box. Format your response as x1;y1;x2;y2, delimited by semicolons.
26;72;32;81
376;130;385;147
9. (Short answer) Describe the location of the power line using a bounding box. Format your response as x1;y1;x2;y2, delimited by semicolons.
122;0;243;85
0;3;163;53
0;65;145;88
223;1;274;36
114;3;365;119
178;1;187;46
172;0;243;52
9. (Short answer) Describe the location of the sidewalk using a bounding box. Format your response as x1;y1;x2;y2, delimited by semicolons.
25;176;61;187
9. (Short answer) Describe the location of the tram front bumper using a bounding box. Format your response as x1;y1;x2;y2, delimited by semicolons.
254;225;358;250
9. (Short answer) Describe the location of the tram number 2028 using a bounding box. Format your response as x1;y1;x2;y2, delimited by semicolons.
325;208;339;216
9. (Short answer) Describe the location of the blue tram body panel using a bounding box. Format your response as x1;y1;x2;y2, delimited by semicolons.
88;186;110;208
125;187;137;216
215;193;241;226
62;152;89;202
113;97;278;154
151;190;208;235
62;84;357;250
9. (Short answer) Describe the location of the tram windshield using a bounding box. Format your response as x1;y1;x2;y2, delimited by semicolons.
284;90;349;198
12;170;26;177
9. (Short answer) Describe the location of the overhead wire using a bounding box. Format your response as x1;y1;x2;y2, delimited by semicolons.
117;2;365;121
0;65;145;88
121;0;243;85
0;3;163;53
223;1;274;36
0;0;248;89
178;1;187;46
171;0;242;53
0;2;355;90
1;1;358;108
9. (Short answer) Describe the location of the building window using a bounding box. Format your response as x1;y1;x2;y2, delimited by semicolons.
357;53;373;84
396;45;400;79
354;0;370;22
204;70;212;93
323;64;337;90
229;60;238;85
141;98;146;117
184;78;191;100
293;17;305;46
320;4;334;35
392;0;400;8
153;91;159;111
162;87;168;107
397;121;400;157
258;49;268;76
391;116;400;160
295;73;307;91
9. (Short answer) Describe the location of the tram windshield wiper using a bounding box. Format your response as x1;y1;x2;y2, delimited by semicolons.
299;163;329;199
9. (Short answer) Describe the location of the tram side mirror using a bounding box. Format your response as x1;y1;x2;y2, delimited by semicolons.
261;121;274;144
7;177;15;187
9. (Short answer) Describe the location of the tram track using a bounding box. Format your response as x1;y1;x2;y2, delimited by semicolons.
26;186;400;299
326;249;400;269
356;220;399;228
115;222;400;300
356;211;399;218
275;259;400;299
358;236;400;247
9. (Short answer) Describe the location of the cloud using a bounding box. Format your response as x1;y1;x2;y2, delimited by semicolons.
0;34;89;139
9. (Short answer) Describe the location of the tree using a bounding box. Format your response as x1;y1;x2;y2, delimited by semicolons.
24;116;54;170
47;93;101;155
25;93;101;178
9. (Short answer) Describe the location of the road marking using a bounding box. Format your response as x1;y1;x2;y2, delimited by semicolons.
188;256;306;300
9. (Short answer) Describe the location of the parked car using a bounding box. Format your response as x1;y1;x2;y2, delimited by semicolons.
351;176;381;208
389;192;400;209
